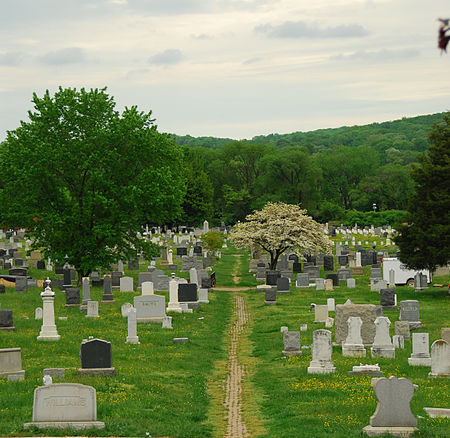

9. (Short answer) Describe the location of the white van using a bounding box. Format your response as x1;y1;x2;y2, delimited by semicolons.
382;257;431;286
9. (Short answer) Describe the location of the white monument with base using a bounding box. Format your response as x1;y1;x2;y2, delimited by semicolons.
37;279;60;341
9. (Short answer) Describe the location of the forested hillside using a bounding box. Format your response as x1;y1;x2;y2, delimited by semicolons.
174;112;447;226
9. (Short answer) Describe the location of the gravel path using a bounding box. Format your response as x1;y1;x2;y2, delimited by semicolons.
224;294;249;438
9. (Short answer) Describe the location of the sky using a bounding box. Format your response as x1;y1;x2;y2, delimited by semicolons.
1;0;449;140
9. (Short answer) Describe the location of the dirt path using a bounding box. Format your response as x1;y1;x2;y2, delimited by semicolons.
224;294;249;438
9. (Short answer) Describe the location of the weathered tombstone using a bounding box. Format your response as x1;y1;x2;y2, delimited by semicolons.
126;307;139;344
442;328;450;344
342;316;366;357
337;268;351;280
408;333;431;366
349;363;383;377
198;288;209;304
278;254;288;269
389;269;396;287
81;277;91;309
167;275;182;313
363;376;417;436
316;278;325;290
304;266;320;280
162;315;173;329
0;347;25;380
121;302;133;317
292;262;302;273
314;305;328;323
371;279;388;292
78;338;115;376
65;288;80;308
338;255;349;266
324;279;333;291
370;267;382;279
134;295;166;323
37;280;60;341
138;272;153;288
327;298;335;312
393;335;405;349
110;272;122;289
307;329;336;374
335;304;378;345
380;288;396;310
42;368;65;380
35;307;43;320
23;383;105;430
395;321;410;342
141;281;154;296
86;301;99;318
429;340;450;378
371;317;395;358
400;300;421;330
101;276;115;303
282;331;301;356
347;278;356;288
277;277;290;293
296;273;310;287
15;276;28;293
264;288;277;305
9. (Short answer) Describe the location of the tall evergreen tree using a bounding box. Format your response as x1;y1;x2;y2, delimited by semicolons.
395;113;450;272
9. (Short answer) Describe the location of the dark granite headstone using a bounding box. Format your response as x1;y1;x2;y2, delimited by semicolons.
14;258;24;267
277;277;290;293
325;273;339;286
8;268;27;276
293;262;302;273
0;284;5;294
55;266;64;275
176;247;188;257
0;309;14;330
201;277;212;288
288;254;299;263
323;255;334;271
80;339;112;369
380;288;396;309
111;272;122;288
265;288;276;303
65;287;81;306
101;276;114;302
338;255;349;266
266;270;280;286
306;255;316;265
4;261;12;270
178;283;198;302
193;246;202;255
63;268;72;289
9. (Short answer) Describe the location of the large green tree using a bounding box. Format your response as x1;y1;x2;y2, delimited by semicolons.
0;87;185;282
395;113;450;272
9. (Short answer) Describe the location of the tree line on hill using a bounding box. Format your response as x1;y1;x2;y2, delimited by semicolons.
176;112;445;226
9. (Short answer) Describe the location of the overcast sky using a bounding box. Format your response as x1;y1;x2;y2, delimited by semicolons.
1;0;449;140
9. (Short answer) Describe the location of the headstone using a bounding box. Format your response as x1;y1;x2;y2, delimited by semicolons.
264;288;277;305
121;302;133;317
128;258;139;270
198;288;209;303
408;333;431;366
86;301;99;318
304;266;320;280
37;280;60;341
314;305;328;323
266;270;280;286
393;335;405;349
277;277;290;293
323;255;334;271
389;269;395;287
134;295;166;323
349;363;382;377
442;328;450;344
120;276;133;292
78;338;115;376
363;376;417;436
138;272;153;288
429;340;450;378
325;273;339;286
23;383;105;430
189;267;199;286
280;326;288;333
292;262;302;273
15;276;28;293
327;298;335;312
335;304;378;345
371;317;395;358
370;267;382;279
342;316;366;357
81;277;91;308
315;278;325;290
126;307;139;344
324;279;333;291
42;368;65;380
65;288;80;308
0;284;5;294
307;329;336;374
338;255;349;266
337;268;352;280
0;347;25;380
350;266;364;276
167;275;182;313
178;283;198;303
282;331;302;356
35;307;43;320
347;278;356;288
400;300;421;330
371;279;388;292
141;281;154;296
395;321;410;342
296;273;310;288
117;260;124;274
162;315;173;329
380;288;396;310
101;276;115;303
37;260;45;270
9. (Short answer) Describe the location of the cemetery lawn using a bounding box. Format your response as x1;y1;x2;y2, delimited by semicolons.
0;248;449;437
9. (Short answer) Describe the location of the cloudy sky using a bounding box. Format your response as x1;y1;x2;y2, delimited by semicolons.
1;0;449;140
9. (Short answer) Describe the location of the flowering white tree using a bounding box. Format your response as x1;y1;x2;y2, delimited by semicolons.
229;202;332;270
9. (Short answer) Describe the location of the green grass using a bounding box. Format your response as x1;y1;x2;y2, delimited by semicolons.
0;247;449;437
